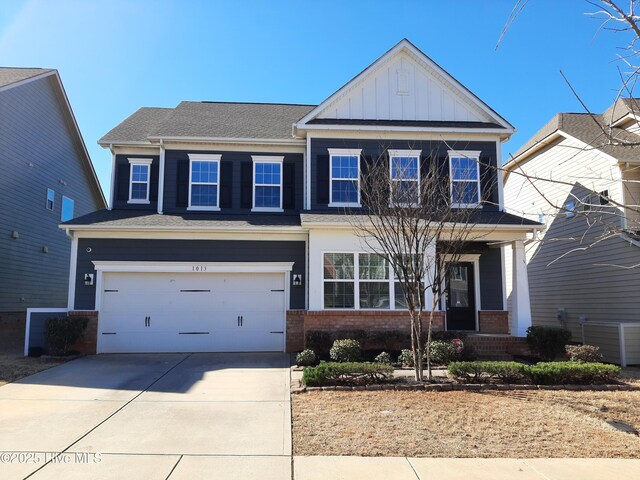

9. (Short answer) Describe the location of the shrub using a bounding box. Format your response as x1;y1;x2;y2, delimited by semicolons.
397;349;414;367
368;330;410;350
329;339;361;362
448;361;529;384
526;326;572;361
296;349;317;366
427;340;461;366
305;330;332;353
528;362;620;385
44;316;89;355
432;331;468;342
566;344;604;363
302;362;393;386
374;351;393;365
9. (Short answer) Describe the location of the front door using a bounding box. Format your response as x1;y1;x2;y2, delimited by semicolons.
445;262;476;331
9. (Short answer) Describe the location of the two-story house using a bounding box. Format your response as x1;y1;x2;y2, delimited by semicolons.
0;68;106;353
54;40;538;355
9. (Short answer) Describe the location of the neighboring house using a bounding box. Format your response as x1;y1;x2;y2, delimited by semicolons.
53;39;537;355
503;99;640;365
0;68;106;352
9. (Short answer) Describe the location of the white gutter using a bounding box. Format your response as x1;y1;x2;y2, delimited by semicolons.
146;135;305;146
294;123;514;136
108;145;116;210
157;140;165;214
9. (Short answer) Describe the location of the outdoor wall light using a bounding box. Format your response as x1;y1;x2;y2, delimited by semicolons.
42;246;48;253
11;230;19;239
84;273;94;286
293;274;303;287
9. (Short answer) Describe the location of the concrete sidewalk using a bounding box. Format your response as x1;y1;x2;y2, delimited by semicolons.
293;457;640;480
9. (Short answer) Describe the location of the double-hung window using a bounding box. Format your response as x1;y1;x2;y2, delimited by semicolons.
358;254;390;309
449;150;481;207
46;188;55;211
128;158;153;204
323;253;355;308
188;153;220;210
389;150;420;206
329;148;361;206
252;156;283;212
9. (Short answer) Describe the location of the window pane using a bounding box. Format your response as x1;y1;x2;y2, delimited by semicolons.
331;180;358;203
359;254;388;279
451;157;478;181
46;189;54;210
191;184;218;206
391;156;418;180
449;266;470;307
394;281;425;309
323;253;354;279
391;180;419;204
131;182;148;200
331;155;358;179
61;197;74;222
256;163;281;185
192;161;218;183
255;185;280;208
131;164;149;182
359;282;389;309
324;282;354;308
452;181;479;204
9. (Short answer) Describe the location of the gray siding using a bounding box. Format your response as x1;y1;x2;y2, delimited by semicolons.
74;238;306;310
624;325;640;366
0;76;104;312
582;324;621;364
309;138;499;211
162;149;304;213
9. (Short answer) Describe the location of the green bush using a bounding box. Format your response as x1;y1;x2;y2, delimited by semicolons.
305;330;332;353
427;340;461;366
44;316;89;355
329;339;361;362
397;349;414;367
374;351;393;365
566;344;604;363
529;362;619;385
448;361;620;385
302;362;393;386
448;361;529;384
296;349;317;366
367;330;410;349
526;326;572;361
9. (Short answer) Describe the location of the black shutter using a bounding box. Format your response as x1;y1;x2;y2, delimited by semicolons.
240;162;253;208
283;163;295;210
149;161;159;202
176;159;189;208
116;161;129;202
220;161;233;209
479;155;495;208
316;154;330;205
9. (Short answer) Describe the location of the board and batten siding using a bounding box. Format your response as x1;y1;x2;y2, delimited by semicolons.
0;75;104;312
504;136;640;339
73;238;306;311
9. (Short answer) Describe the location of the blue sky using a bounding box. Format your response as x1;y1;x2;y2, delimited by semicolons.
0;0;630;195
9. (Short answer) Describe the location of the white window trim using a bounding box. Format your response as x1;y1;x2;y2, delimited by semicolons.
448;150;482;208
46;188;55;211
322;251;428;311
389;149;421;207
252;155;284;212
127;158;153;204
328;148;362;207
61;195;74;222
187;153;221;211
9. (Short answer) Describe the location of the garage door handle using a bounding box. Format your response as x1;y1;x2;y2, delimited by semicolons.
237;316;240;327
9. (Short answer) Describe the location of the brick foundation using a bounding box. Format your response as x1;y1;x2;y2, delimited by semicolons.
478;310;509;334
0;311;26;354
465;334;531;360
68;311;98;355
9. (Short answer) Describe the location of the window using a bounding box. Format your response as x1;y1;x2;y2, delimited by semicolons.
329;148;361;206
128;158;153;203
46;188;55;211
565;200;575;218
389;150;420;206
599;190;610;205
449;150;481;207
252;156;283;211
188;153;220;210
61;196;74;222
323;252;423;310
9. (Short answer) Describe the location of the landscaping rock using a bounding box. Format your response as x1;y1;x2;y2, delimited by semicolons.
321;386;336;391
291;387;306;394
366;385;382;391
335;386;352;391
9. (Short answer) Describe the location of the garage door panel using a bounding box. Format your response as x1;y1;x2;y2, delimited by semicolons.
99;271;286;353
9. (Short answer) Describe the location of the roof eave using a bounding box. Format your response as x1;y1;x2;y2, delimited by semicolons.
145;135;305;146
295;123;514;137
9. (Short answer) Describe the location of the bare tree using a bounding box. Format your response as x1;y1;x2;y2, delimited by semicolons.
347;148;492;381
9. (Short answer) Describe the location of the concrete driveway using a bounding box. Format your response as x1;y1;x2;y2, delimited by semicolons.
0;353;292;480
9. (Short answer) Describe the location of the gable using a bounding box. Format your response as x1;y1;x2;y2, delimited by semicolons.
297;39;512;132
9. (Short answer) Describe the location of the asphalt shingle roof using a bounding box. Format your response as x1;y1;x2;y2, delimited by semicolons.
99;102;316;145
0;67;53;88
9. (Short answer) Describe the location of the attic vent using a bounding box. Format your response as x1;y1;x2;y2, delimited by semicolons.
397;69;409;96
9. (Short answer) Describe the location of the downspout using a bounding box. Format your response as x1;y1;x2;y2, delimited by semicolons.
108;145;116;210
158;139;165;214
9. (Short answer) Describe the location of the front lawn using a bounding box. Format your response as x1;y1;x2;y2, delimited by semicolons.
292;388;640;457
0;354;67;387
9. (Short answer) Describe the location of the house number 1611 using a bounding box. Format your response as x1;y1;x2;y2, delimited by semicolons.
192;266;207;272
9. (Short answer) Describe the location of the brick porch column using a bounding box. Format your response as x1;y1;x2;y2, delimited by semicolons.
511;240;532;336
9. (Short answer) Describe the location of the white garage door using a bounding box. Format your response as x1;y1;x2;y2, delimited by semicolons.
98;271;286;353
